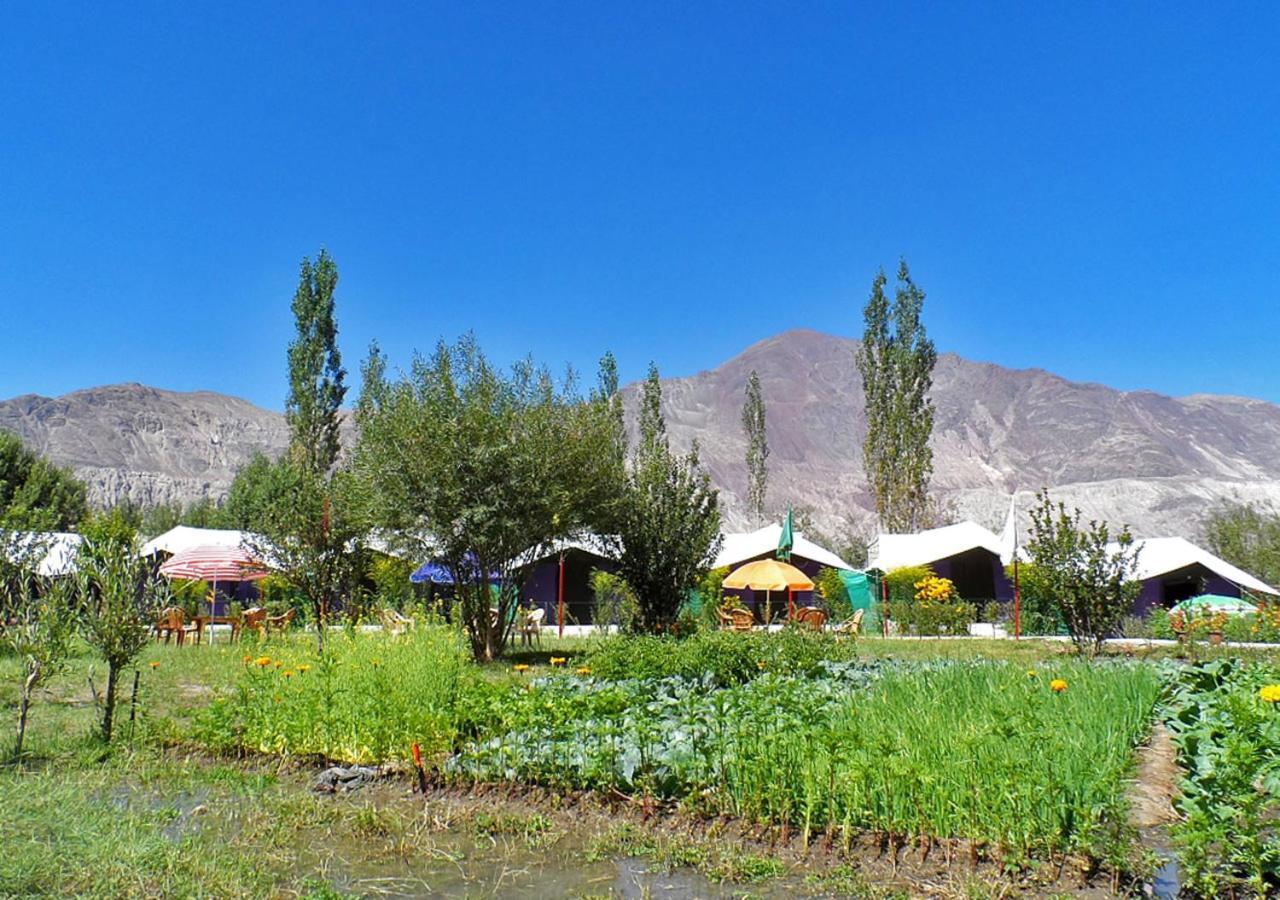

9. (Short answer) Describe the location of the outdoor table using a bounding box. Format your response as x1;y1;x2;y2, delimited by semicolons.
192;614;243;644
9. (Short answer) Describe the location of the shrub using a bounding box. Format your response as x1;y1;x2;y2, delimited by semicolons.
581;630;858;687
813;567;853;622
196;626;469;763
590;569;640;632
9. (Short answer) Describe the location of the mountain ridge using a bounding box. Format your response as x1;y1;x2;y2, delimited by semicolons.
5;328;1280;539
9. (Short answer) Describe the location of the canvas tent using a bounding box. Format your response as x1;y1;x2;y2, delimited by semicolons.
1118;536;1277;614
714;523;855;622
868;521;1014;603
1;531;83;578
514;533;619;627
141;525;268;614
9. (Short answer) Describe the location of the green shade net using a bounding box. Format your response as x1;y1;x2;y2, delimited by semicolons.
838;569;880;628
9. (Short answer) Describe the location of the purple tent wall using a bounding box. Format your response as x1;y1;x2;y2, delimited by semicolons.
722;553;823;623
1132;567;1242;617
520;549;619;625
926;549;1013;603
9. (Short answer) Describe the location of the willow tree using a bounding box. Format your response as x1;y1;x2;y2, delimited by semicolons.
354;335;621;661
741;370;769;525
855;259;937;533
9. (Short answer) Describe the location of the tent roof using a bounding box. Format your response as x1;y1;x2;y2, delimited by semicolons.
714;523;853;571
3;531;84;577
510;532;617;569
1111;536;1278;596
868;521;1005;572
140;525;255;558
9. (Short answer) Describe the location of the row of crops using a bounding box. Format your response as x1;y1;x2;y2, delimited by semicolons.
452;658;1159;866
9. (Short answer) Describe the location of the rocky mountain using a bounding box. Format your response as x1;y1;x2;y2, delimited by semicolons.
5;329;1280;539
619;329;1280;539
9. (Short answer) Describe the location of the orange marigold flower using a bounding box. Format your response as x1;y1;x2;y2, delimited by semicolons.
149;661;161;670
242;655;252;664
255;656;272;667
283;670;295;678
513;664;530;673
550;657;566;666
575;666;592;676
1050;678;1068;693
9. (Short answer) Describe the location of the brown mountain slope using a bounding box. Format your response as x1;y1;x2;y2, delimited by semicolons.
5;330;1280;537
620;329;1280;537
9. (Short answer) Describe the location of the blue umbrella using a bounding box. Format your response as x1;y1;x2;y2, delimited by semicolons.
410;556;499;585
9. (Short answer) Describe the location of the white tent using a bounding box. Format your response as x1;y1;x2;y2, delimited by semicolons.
140;525;256;558
1112;536;1278;597
714;523;853;571
868;521;1006;571
2;531;84;577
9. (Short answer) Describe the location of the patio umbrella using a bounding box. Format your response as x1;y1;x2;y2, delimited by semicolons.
159;545;270;644
723;558;815;621
1169;594;1259;616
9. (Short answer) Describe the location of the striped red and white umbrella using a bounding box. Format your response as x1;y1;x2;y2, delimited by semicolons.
158;544;270;582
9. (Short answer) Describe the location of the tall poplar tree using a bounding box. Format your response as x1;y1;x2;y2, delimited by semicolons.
286;249;347;474
741;370;769;525
855;259;937;533
639;362;665;450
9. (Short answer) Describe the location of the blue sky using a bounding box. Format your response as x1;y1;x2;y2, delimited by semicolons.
1;2;1277;408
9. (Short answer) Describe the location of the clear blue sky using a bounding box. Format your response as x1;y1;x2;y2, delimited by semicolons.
2;3;1277;408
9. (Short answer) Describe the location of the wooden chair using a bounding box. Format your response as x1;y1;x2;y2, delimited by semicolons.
265;608;296;633
520;607;545;647
834;608;865;637
155;606;196;646
717;608;736;631
794;607;827;631
241;607;268;636
729;608;755;633
380;608;414;636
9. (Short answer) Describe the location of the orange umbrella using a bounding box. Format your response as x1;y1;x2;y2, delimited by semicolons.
723;559;814;622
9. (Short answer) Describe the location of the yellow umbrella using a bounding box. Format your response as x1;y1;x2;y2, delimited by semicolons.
723;559;814;622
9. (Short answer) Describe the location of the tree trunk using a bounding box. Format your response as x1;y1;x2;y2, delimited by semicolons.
14;669;36;760
102;664;119;743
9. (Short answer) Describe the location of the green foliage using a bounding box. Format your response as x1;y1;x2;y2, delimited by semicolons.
245;462;364;652
814;566;853;621
453;659;1158;864
286;249;347;476
220;452;295;530
741;370;768;525
1005;562;1065;635
196;627;469;763
611;364;722;633
1025;490;1141;656
75;529;170;742
589;569;639;632
1;568;74;758
582;629;858;686
0;430;87;531
855;260;937;533
354;334;623;661
1204;502;1280;589
1160;660;1280;895
367;553;415;612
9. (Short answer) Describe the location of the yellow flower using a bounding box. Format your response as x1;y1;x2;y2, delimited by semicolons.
149;661;161;670
1050;679;1068;693
513;664;530;673
1026;670;1037;678
255;656;272;668
242;655;252;664
298;664;311;674
550;657;566;666
372;658;381;667
275;660;283;668
757;661;766;670
283;670;295;678
575;666;592;676
1259;684;1280;704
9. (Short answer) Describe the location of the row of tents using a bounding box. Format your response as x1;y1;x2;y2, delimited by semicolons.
11;514;1278;626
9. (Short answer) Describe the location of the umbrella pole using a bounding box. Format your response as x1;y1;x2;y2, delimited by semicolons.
210;578;217;647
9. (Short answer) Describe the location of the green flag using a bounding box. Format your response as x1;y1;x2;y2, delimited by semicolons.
777;508;794;561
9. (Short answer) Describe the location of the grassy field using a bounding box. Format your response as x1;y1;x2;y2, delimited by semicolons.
0;627;1253;897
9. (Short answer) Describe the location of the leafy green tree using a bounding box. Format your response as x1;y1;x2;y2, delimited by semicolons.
1024;490;1141;657
741;370;769;525
245;461;363;652
855;260;937;533
3;570;73;759
286;249;347;475
0;431;87;531
593;351;627;474
354;335;621;660
610;365;722;633
1204;502;1280;588
221;453;296;530
75;515;169;743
